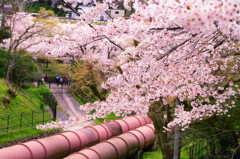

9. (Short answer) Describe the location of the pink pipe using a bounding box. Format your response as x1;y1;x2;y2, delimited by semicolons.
113;115;150;133
65;124;155;159
0;116;151;159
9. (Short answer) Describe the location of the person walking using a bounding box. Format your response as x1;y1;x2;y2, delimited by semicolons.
63;76;67;86
67;77;71;85
60;77;63;86
56;75;60;86
44;75;48;83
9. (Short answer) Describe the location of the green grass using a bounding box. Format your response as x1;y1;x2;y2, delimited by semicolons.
72;93;96;105
92;112;123;124
24;1;66;17
0;128;62;146
0;128;47;144
143;148;189;159
0;79;52;134
61;20;78;23
143;149;163;159
92;21;107;25
0;81;48;114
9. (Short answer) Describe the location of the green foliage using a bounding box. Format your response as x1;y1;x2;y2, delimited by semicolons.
142;148;189;159
0;50;39;85
143;149;163;159
183;101;240;158
70;60;107;101
93;118;105;124
26;85;57;111
11;53;39;85
89;109;96;115
0;26;11;42
39;7;55;18
72;89;97;105
125;9;135;17
104;112;123;121
0;49;10;78
37;59;71;82
36;85;52;97
24;2;66;17
93;112;123;124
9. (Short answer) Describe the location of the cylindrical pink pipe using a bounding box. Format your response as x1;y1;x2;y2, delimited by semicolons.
36;133;78;159
65;149;100;159
0;116;152;159
0;144;33;159
65;124;155;159
113;116;151;133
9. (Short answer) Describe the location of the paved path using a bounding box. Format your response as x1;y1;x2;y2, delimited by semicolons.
49;84;86;120
33;82;94;129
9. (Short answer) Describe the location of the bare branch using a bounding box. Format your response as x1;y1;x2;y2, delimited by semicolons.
60;0;96;30
157;38;191;61
150;27;183;31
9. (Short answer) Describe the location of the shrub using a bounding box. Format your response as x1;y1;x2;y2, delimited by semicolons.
0;49;10;78
11;53;40;85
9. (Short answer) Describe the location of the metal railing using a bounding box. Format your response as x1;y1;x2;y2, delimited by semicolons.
0;109;53;134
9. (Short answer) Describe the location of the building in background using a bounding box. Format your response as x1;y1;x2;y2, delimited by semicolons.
65;2;125;21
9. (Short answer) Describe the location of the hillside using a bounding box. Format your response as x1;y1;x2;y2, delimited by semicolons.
0;79;52;133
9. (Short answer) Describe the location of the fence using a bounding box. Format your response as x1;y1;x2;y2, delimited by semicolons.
189;138;221;159
43;94;57;121
0;109;53;134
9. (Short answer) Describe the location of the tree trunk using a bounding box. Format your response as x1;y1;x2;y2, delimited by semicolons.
1;1;6;27
147;101;175;159
46;59;49;69
18;0;24;12
5;62;14;86
173;125;180;159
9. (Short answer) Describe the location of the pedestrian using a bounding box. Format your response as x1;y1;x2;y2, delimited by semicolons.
37;78;42;86
60;77;63;85
44;75;48;83
63;76;67;86
56;75;60;86
67;77;71;85
41;77;45;83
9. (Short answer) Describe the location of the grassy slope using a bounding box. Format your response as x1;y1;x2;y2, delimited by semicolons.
0;129;48;145
0;80;46;114
0;79;52;137
143;148;189;159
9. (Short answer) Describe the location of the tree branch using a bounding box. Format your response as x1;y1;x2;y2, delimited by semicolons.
150;27;183;31
157;38;190;61
60;0;95;30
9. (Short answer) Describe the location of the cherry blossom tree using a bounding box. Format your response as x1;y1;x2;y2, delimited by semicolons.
32;0;240;158
0;12;53;89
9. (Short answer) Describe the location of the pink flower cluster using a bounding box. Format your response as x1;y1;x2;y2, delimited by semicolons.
24;0;240;131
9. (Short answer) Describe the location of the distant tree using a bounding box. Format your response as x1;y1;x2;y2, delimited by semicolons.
70;60;107;101
0;49;10;77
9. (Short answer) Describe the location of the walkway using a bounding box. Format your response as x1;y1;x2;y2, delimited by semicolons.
33;82;94;129
49;84;85;120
